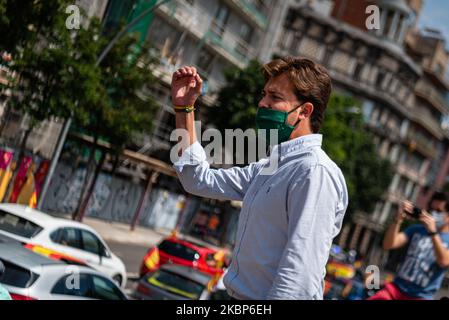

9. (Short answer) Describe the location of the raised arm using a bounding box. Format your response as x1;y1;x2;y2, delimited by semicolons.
383;201;411;250
171;66;261;201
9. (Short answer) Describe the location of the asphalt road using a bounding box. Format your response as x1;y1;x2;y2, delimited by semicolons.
106;241;152;293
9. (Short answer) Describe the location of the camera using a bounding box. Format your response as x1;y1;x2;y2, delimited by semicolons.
406;206;422;219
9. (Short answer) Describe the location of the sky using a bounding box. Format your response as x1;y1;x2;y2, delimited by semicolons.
419;0;449;47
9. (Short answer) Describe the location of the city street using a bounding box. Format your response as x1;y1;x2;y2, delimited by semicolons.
107;241;150;294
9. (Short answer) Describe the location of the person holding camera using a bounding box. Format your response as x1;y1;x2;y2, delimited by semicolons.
368;192;449;300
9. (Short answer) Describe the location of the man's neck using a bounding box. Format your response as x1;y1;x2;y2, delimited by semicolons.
290;128;313;140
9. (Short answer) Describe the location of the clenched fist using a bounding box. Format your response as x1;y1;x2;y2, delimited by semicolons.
171;66;203;107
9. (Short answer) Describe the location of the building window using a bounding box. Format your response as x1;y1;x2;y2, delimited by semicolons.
196;49;215;74
397;176;408;197
154;107;176;144
411;185;420;203
370;107;380;124
147;16;182;59
353;62;364;81
212;3;230;38
383;10;395;37
376;71;385;88
239;23;253;43
236;23;253;56
390;144;400;163
362;100;375;123
400;120;409;138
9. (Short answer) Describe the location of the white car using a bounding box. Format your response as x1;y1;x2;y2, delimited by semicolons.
0;238;127;300
0;204;127;287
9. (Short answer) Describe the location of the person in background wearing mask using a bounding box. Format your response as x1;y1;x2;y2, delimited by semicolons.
369;192;449;300
171;56;348;300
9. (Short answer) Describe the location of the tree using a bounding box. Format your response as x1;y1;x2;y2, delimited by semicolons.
72;23;160;221
209;60;265;133
1;1;160;219
321;95;393;219
208;60;393;219
3;0;103;158
0;0;63;55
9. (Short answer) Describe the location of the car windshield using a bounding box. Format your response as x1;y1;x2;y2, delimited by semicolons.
147;270;205;300
0;210;43;239
158;240;199;262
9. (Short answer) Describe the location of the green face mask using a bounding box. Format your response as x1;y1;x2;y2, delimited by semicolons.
256;105;302;146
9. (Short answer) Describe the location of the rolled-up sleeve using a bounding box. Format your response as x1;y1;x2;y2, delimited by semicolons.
266;165;343;300
173;142;260;201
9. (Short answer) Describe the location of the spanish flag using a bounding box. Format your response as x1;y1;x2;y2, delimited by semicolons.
9;156;33;204
0;149;14;202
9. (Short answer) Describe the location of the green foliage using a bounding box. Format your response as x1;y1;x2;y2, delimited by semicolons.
321;95;393;218
2;0;159;154
209;60;265;132
209;61;393;219
0;0;63;55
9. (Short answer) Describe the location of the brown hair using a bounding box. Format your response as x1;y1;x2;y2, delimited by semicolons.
262;56;332;133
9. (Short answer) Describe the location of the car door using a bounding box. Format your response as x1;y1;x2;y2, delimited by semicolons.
50;273;94;300
78;229;110;275
49;227;101;268
90;274;127;300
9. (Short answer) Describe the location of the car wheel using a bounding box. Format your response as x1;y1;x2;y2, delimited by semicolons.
113;275;123;287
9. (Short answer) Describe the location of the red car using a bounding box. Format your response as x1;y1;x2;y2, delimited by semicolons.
140;235;229;278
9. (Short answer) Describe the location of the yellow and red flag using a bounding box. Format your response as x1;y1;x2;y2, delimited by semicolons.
0;148;14;202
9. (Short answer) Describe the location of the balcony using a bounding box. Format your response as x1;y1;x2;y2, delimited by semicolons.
157;0;256;68
415;80;449;114
224;0;269;30
422;63;449;91
404;131;438;159
366;122;401;141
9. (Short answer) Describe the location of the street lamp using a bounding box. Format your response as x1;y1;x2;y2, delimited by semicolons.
37;0;173;210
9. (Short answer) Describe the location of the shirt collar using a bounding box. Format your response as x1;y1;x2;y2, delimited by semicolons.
269;134;323;160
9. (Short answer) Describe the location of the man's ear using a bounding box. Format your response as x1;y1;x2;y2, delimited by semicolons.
301;102;314;119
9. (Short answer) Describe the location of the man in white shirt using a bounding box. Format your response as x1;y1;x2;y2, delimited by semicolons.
171;56;348;300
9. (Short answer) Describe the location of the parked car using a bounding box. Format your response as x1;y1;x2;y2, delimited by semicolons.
140;235;229;278
133;264;218;300
0;204;126;287
0;240;127;300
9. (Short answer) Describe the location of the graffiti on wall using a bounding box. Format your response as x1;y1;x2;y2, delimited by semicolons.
42;162;186;230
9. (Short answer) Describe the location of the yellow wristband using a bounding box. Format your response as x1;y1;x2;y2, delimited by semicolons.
174;105;191;109
174;105;196;113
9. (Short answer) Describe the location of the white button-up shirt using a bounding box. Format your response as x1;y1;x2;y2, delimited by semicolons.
173;134;348;300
